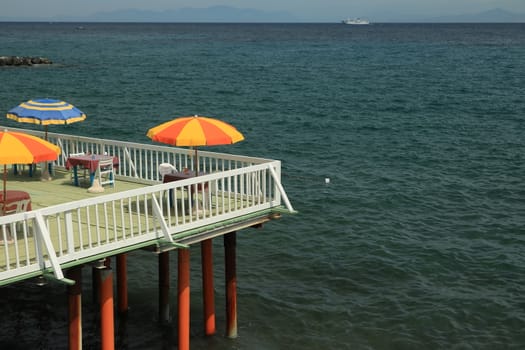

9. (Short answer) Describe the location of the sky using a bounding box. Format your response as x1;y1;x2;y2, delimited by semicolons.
2;0;525;21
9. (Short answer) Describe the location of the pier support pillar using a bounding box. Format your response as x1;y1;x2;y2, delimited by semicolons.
117;253;128;314
178;248;190;350
92;267;100;304
159;251;170;322
201;239;216;335
67;266;82;350
224;232;238;338
99;267;115;350
92;258;110;304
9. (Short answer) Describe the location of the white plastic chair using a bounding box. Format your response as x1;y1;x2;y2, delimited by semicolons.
15;198;31;213
97;158;115;187
1;198;31;239
69;152;87;183
158;163;177;181
1;198;31;216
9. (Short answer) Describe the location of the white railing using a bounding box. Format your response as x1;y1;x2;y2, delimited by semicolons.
49;128;271;184
3;125;274;184
0;127;294;285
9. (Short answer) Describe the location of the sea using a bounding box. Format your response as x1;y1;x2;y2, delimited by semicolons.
0;22;524;350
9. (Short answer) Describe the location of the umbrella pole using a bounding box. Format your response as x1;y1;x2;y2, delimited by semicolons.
41;162;52;181
41;125;52;181
194;147;199;176
3;165;6;214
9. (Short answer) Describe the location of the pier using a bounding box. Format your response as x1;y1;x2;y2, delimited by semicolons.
0;126;294;349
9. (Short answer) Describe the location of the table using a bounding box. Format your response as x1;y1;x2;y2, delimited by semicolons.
13;163;53;177
65;154;119;187
163;171;209;208
163;170;207;182
0;190;32;214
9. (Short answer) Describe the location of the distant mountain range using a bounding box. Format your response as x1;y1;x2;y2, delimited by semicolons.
426;8;525;23
1;6;297;23
0;6;524;23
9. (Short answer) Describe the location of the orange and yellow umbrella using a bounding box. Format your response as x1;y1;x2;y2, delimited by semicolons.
0;130;61;200
146;115;244;146
146;115;244;175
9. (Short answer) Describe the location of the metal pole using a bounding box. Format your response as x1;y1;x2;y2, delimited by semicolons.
159;251;170;322
92;267;100;304
99;267;115;350
117;253;128;314
67;267;82;350
3;165;7;214
93;258;110;304
224;232;238;338
178;248;190;350
201;239;216;335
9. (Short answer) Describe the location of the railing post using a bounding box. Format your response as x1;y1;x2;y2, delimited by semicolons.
34;212;65;280
269;164;295;213
65;211;75;253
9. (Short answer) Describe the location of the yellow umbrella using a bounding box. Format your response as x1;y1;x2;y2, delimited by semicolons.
0;130;61;204
146;115;244;175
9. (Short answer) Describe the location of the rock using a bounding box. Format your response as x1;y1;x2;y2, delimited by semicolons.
0;56;52;66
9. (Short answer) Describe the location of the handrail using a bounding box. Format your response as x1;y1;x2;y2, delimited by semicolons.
1;125;273;185
33;212;68;283
269;164;296;213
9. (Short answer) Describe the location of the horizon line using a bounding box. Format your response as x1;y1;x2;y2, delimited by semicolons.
1;20;524;24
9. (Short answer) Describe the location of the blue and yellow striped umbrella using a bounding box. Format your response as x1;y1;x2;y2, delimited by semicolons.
7;98;86;126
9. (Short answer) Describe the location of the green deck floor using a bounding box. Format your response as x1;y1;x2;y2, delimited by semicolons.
4;166;146;209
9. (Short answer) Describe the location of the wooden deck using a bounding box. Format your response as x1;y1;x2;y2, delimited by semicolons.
4;166;144;209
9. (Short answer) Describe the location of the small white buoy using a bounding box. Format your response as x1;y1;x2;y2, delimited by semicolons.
325;177;330;184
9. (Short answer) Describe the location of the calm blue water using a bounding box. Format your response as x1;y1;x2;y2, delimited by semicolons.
1;22;524;349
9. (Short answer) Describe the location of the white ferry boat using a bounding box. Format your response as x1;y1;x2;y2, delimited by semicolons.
342;18;370;25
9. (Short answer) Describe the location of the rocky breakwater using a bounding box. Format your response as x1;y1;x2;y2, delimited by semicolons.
0;56;52;66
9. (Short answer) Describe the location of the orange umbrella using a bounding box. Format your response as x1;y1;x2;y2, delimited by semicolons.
0;130;61;204
146;115;244;175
